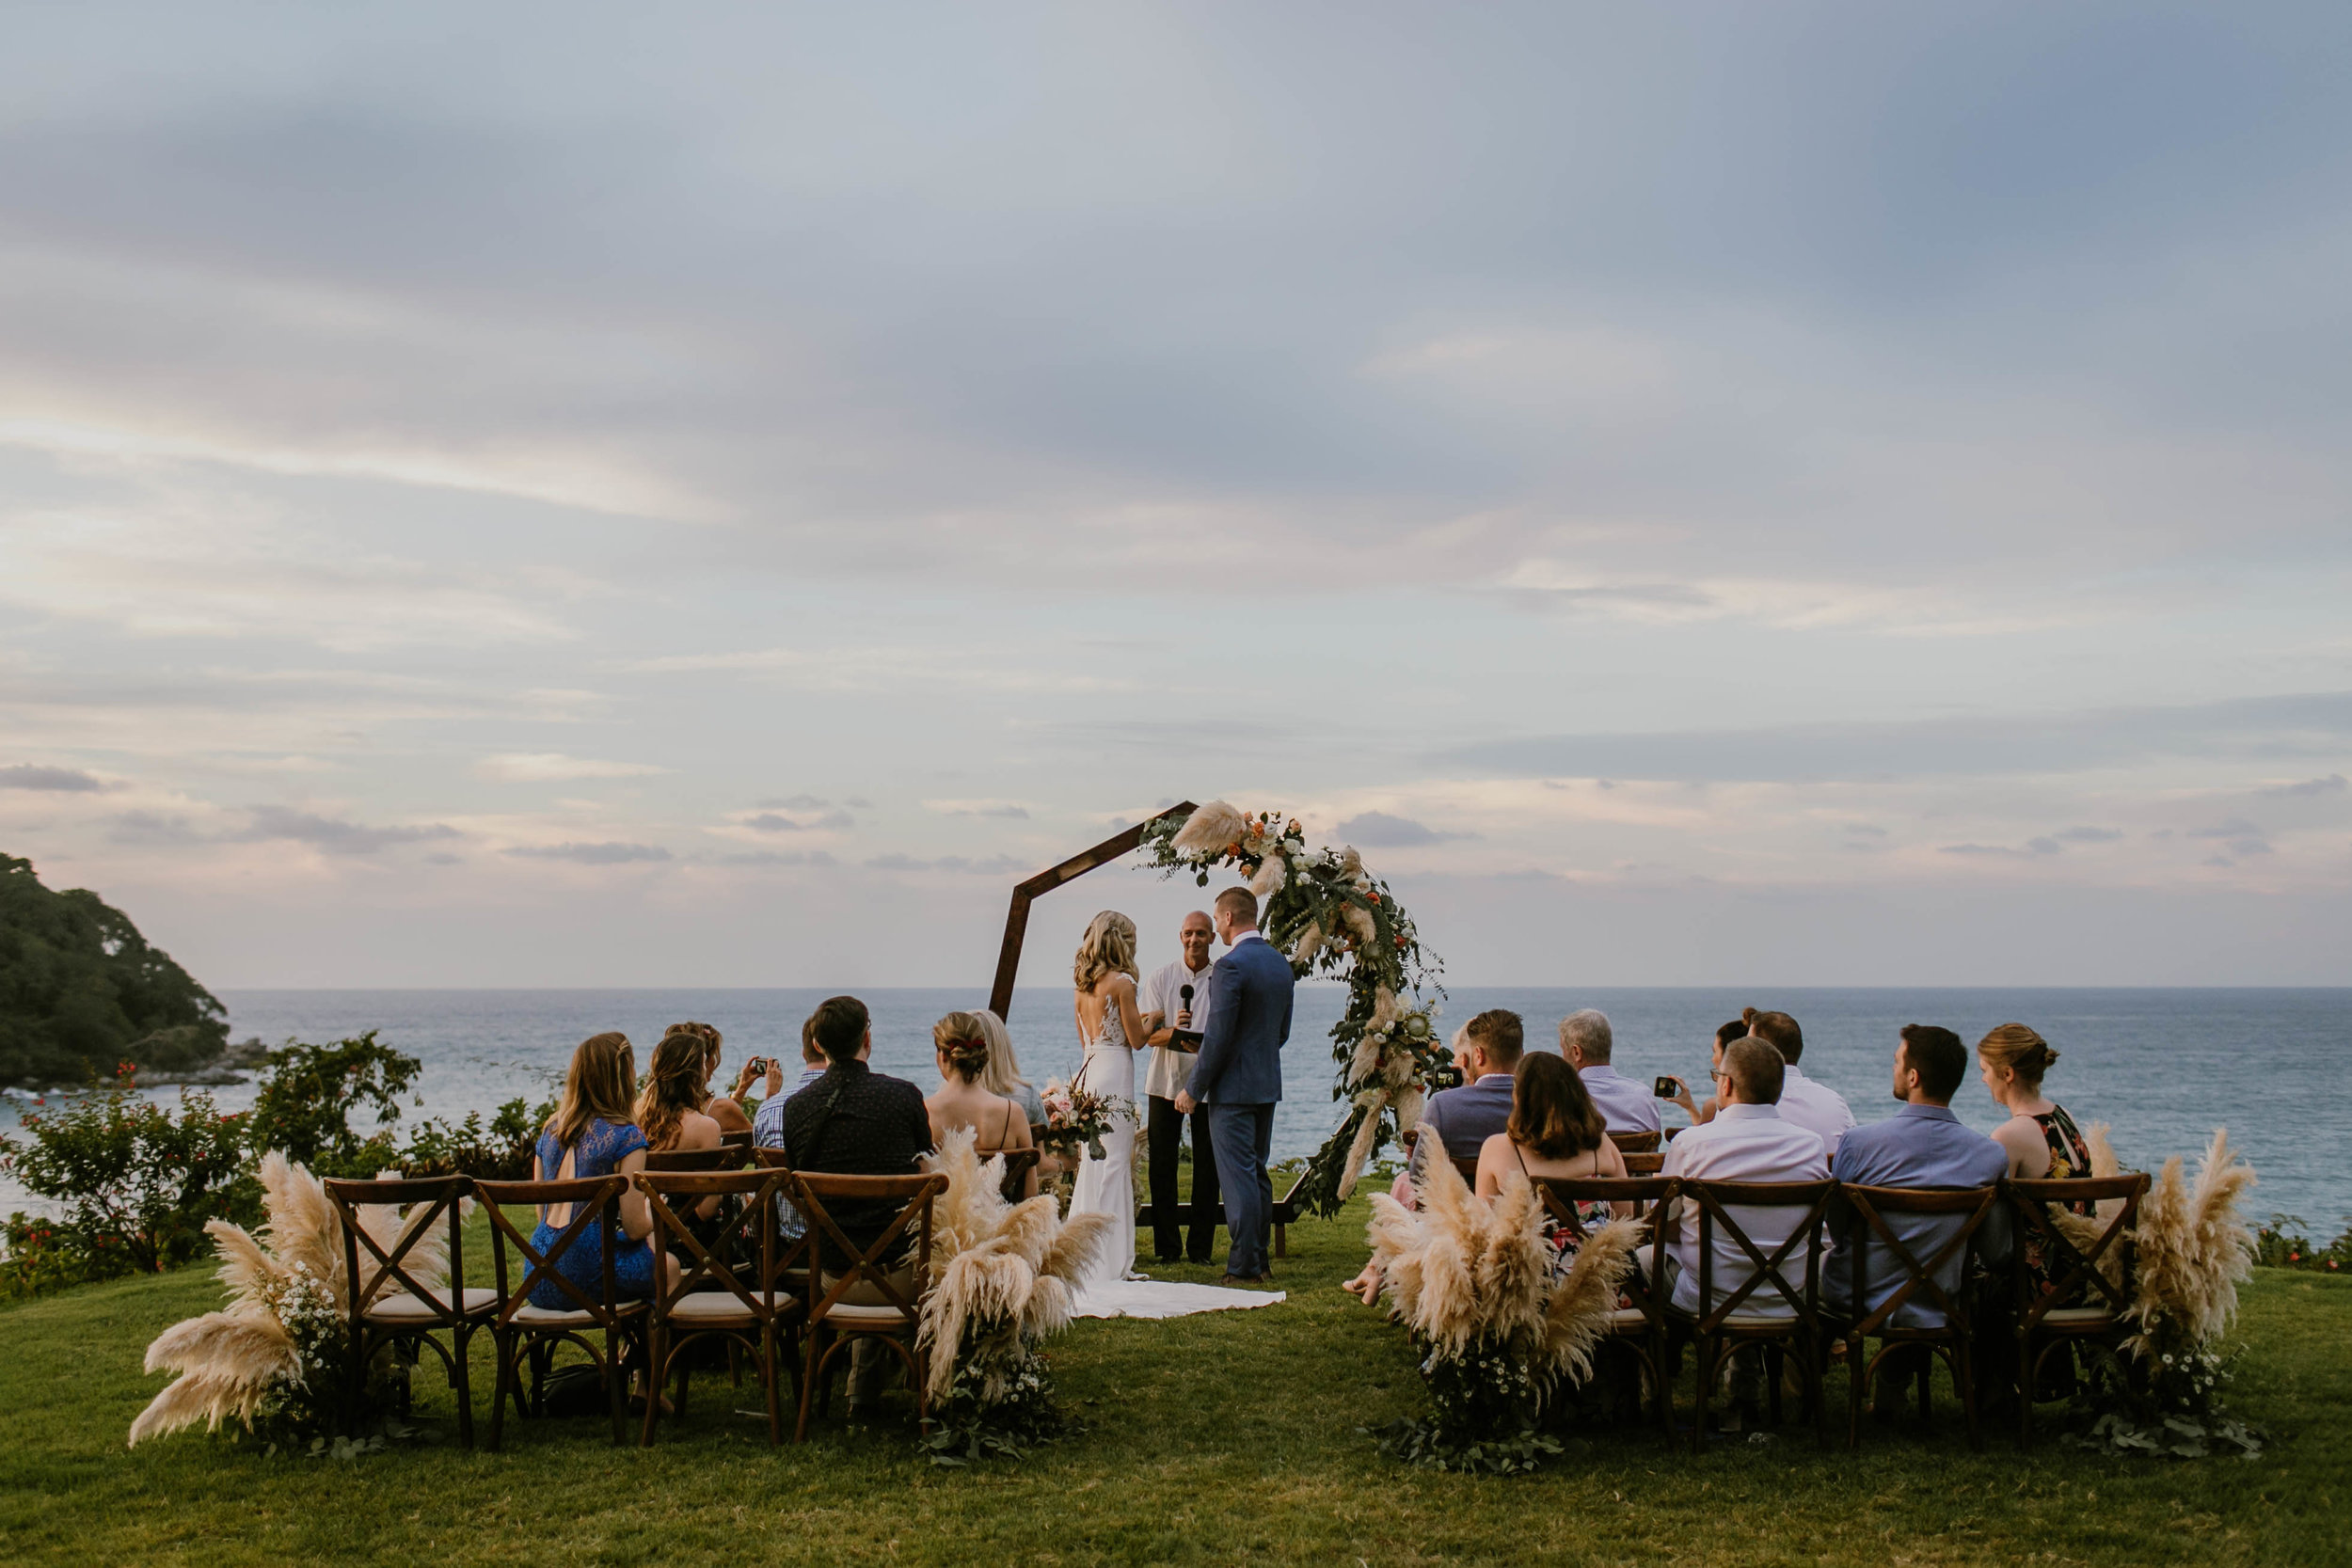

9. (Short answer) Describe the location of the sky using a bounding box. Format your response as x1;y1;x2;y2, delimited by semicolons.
1;2;2348;990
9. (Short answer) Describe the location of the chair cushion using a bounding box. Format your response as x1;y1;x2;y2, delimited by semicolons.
664;1292;764;1324
364;1286;501;1323
817;1302;917;1330
2040;1306;2117;1329
1722;1311;1802;1331
509;1300;649;1327
1607;1307;1651;1331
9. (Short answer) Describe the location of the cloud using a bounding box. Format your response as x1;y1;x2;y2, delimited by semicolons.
757;794;831;810
105;810;202;846
717;849;837;867
2260;773;2348;798
0;763;108;791
865;853;1027;875
241;805;459;855
2026;837;2063;856
505;841;672;864
925;799;1031;819
1442;691;2352;784
742;810;854;833
1335;811;1474;847
2187;817;2272;857
2055;826;2124;843
1938;844;2025;859
477;753;668;782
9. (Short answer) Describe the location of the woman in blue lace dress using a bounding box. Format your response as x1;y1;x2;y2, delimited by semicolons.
529;1031;669;1308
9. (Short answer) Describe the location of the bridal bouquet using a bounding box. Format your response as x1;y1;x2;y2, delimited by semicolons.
1037;1077;1130;1163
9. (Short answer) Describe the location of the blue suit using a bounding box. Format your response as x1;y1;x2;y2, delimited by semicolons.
1190;933;1294;1278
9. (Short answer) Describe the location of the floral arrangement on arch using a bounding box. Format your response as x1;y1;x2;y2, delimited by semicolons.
129;1151;443;1454
1139;800;1445;1214
914;1128;1112;1463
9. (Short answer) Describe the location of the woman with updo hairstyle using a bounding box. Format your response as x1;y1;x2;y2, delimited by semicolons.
667;1020;755;1135
1978;1022;2092;1183
924;1009;1037;1198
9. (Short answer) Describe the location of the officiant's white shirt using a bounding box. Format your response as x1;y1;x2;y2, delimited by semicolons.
1139;955;1215;1100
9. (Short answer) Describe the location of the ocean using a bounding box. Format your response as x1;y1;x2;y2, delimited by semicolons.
6;987;2347;1230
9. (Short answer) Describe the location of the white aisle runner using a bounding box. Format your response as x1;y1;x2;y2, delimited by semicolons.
1070;1278;1286;1320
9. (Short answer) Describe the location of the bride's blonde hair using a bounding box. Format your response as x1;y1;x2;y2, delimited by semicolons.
1073;910;1138;990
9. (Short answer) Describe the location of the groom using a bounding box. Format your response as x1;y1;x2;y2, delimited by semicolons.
1174;884;1294;1285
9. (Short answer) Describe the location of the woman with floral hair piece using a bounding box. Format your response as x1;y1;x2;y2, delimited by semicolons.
925;1010;1037;1199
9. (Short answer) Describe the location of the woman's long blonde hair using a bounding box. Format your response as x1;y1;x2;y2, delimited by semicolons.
1073;910;1138;990
665;1020;723;1107
973;1008;1030;1098
634;1031;710;1151
547;1032;637;1150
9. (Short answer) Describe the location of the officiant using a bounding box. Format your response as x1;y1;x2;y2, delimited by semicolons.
1137;909;1221;1265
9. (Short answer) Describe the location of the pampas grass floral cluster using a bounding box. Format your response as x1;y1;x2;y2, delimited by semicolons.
914;1129;1110;1464
129;1150;447;1453
1142;800;1445;1215
1359;1153;1643;1471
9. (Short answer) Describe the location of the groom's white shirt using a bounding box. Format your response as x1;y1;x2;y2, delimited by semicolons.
1139;955;1215;1100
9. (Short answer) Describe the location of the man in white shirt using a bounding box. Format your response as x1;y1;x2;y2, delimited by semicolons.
1660;1036;1833;1319
1137;911;1219;1264
1557;1008;1661;1135
1744;1007;1854;1158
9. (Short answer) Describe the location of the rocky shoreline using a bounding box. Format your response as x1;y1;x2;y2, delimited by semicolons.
131;1037;272;1088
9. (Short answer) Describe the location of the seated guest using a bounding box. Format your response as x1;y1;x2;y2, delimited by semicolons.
1474;1052;1633;1228
1414;1008;1525;1169
1659;1037;1831;1319
668;1021;755;1135
1979;1022;2096;1302
1826;1025;2009;1332
1664;1017;1749;1129
1558;1008;1661;1135
635;1030;725;1227
973;1007;1047;1132
1742;1006;1852;1157
753;1018;831;1243
924;1010;1038;1198
530;1031;676;1308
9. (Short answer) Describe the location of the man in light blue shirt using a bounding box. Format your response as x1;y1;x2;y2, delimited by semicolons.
1827;1024;2010;1332
1558;1008;1661;1135
752;1019;832;1239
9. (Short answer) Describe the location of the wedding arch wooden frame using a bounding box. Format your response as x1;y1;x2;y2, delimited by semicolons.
986;800;1196;1019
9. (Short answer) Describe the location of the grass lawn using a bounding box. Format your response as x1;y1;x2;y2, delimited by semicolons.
0;1198;2344;1567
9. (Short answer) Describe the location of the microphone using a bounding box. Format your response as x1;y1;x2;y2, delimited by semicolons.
1180;984;1195;1008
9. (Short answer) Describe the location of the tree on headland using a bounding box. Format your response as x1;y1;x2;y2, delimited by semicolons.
0;853;228;1088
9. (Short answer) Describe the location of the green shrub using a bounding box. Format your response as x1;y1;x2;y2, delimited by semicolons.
2255;1214;2351;1274
0;1066;256;1279
245;1032;421;1178
399;1094;552;1181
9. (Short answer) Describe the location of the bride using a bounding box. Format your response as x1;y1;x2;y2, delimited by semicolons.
1069;910;1147;1285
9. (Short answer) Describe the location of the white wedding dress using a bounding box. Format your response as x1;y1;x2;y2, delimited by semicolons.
1066;989;1285;1321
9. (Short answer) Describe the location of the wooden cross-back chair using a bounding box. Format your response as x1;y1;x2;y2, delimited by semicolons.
644;1146;745;1173
475;1174;647;1449
633;1167;798;1446
1674;1179;1838;1451
1835;1182;2002;1450
1532;1174;1678;1436
1620;1151;1665;1177
2007;1171;2149;1449
793;1171;947;1442
993;1147;1041;1203
322;1174;494;1448
1608;1129;1662;1154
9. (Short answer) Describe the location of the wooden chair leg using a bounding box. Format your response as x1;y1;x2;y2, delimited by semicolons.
1766;1344;1784;1427
453;1325;476;1450
639;1324;664;1447
1915;1354;1931;1424
1956;1337;1980;1451
794;1324;822;1443
763;1323;783;1447
486;1332;513;1451
605;1325;627;1446
2015;1335;2035;1450
1848;1334;1865;1449
1691;1337;1712;1454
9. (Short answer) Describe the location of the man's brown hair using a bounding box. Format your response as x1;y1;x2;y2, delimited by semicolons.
1214;885;1258;926
1721;1036;1786;1104
1465;1008;1524;1068
1741;1006;1804;1064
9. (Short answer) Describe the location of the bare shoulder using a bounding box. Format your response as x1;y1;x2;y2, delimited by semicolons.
682;1110;723;1149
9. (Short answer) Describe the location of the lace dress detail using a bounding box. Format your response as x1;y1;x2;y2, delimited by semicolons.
529;1117;657;1308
